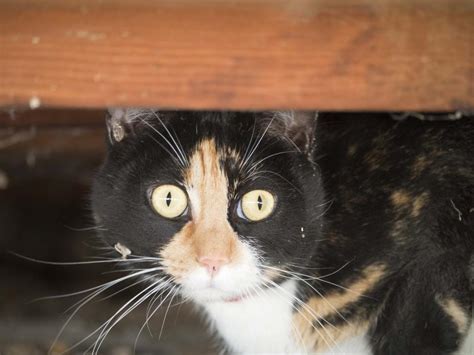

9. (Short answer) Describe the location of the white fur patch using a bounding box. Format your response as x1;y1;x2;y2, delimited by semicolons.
458;322;474;355
202;279;372;354
204;280;301;354
317;333;372;355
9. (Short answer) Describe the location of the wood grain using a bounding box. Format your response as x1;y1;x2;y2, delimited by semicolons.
0;0;473;111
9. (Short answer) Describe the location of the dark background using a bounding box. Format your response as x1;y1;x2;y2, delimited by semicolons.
0;109;213;355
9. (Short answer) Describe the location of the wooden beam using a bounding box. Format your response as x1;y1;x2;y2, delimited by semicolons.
0;0;472;111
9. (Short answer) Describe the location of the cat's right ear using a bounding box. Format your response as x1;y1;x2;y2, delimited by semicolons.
264;111;319;157
105;108;156;144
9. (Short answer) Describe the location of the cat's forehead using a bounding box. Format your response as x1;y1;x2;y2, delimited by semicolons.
183;138;240;200
107;110;312;195
148;116;265;178
181;138;230;222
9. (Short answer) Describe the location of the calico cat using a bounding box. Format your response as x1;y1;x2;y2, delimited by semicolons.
91;109;473;354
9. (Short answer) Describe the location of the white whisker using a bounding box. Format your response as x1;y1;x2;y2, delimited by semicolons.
151;111;189;167
263;278;340;352
240;116;275;170
90;278;169;354
246;150;297;175
133;282;176;351
159;285;180;339
49;267;163;354
141;118;186;167
262;265;350;326
240;119;258;170
255;281;308;354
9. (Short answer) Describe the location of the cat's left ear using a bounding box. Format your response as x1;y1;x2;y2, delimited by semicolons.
105;108;159;144
266;111;318;156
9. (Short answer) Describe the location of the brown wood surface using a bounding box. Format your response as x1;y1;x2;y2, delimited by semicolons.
0;0;473;111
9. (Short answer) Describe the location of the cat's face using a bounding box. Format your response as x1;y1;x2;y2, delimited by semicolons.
92;110;324;304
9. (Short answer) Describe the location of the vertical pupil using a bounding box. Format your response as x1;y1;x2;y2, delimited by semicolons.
166;191;172;207
257;195;263;210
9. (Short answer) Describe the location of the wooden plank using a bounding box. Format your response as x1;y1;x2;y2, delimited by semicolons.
0;0;472;111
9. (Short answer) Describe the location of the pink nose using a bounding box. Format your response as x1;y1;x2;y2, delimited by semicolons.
198;256;230;276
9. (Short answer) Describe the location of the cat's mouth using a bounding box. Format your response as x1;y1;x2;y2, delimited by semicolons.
176;261;264;304
222;294;246;303
206;292;250;304
190;285;261;304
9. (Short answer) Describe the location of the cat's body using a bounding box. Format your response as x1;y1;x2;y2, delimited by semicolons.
92;110;473;354
310;114;474;354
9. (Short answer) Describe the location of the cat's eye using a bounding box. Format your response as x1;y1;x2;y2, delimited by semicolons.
151;185;188;219
238;190;275;222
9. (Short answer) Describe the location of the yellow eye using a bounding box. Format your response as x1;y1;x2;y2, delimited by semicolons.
240;190;276;222
151;185;188;219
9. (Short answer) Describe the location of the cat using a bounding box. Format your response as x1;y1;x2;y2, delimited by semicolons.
91;109;474;354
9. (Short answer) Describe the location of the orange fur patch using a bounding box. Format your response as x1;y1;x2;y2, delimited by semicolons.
159;139;242;279
411;156;431;178
411;192;429;218
390;189;429;218
437;296;469;335
391;190;411;208
293;264;385;351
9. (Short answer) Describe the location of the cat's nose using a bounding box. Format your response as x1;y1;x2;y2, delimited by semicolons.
198;256;230;276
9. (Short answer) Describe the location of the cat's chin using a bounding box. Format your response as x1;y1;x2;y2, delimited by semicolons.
184;287;255;304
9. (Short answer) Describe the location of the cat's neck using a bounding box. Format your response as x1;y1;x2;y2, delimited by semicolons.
202;279;302;354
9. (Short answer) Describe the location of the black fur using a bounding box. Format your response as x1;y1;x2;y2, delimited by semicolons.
315;114;473;354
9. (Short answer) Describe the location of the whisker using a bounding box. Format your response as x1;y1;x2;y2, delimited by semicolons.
11;252;164;267
243;169;302;194
246;150;298;175
96;274;158;302
315;199;334;219
311;261;353;280
151;111;189;167
49;267;163;354
240;116;275;170
262;265;350;326
65;268;164;313
10;252;129;266
134;282;176;351
145;133;183;168
61;279;164;355
63;225;107;232
262;278;340;352
240;118;257;170
159;286;180;339
144;278;175;335
141;118;186;167
253;281;307;353
91;278;170;354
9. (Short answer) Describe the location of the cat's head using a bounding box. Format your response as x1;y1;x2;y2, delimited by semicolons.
91;109;325;304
